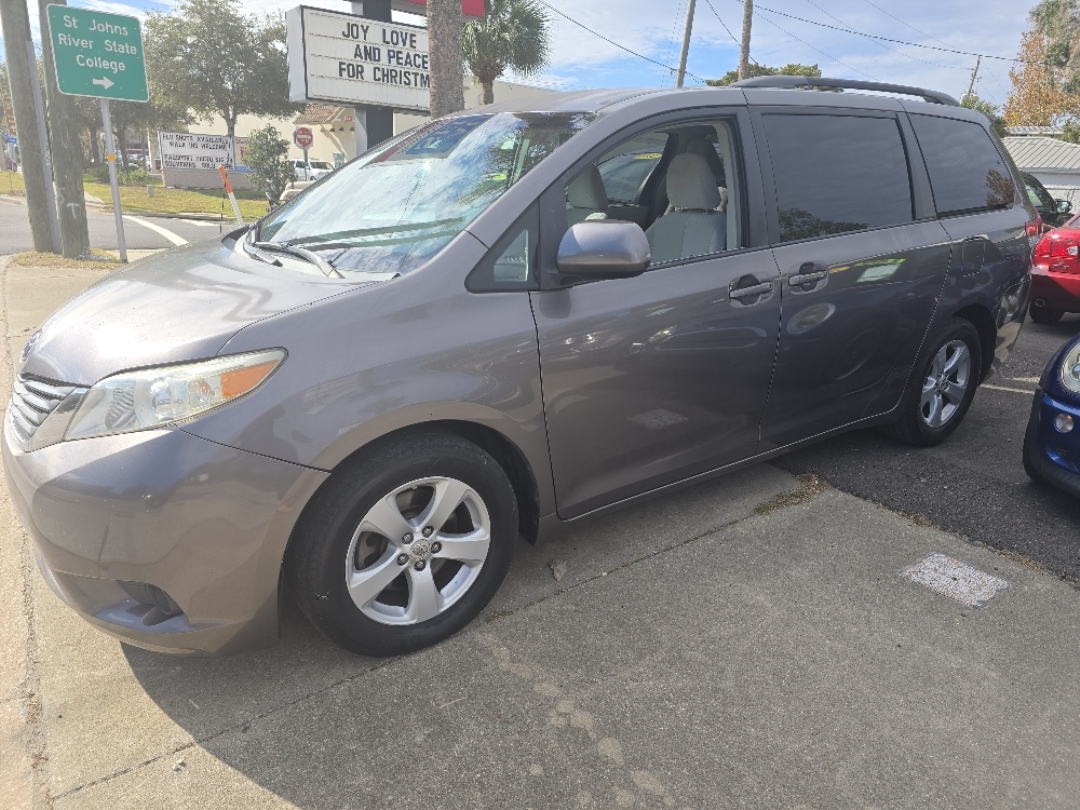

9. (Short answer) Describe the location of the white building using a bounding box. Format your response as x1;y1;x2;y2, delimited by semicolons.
1003;136;1080;207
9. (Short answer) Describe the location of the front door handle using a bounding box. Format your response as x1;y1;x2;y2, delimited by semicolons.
729;281;773;299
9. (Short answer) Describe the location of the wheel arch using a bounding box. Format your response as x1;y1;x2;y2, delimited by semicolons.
287;419;543;562
952;303;997;382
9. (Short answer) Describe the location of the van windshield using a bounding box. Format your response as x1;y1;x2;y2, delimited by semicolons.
259;111;594;275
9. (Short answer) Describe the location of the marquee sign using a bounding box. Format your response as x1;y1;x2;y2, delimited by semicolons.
286;6;431;111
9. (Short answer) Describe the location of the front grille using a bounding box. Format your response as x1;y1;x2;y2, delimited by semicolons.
8;376;77;450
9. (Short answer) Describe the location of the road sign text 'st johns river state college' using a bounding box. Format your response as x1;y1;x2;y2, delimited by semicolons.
46;4;148;102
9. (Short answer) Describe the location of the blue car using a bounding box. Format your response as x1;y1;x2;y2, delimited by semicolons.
1024;334;1080;496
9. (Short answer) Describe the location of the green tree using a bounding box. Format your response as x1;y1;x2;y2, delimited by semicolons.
707;62;822;87
463;0;551;105
245;125;294;203
144;0;296;138
960;94;1007;139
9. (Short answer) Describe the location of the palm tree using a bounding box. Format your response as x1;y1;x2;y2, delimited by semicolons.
463;0;551;105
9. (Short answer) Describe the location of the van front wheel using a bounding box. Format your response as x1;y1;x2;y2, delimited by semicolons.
287;431;518;656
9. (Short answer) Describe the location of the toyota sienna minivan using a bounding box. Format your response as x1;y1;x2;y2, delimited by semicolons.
5;77;1035;656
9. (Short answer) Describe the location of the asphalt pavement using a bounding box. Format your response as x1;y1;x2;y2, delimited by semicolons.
0;194;234;254
777;315;1080;582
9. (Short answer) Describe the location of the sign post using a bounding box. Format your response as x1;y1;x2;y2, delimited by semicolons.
294;126;314;178
46;4;148;262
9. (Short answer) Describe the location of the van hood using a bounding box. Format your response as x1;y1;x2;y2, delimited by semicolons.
20;237;365;385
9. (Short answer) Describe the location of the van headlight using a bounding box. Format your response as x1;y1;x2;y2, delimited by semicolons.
64;349;285;441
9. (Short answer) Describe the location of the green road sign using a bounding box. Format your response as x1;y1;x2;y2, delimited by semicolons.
46;5;148;102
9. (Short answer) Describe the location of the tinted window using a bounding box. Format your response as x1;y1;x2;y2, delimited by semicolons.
910;115;1015;216
763;114;913;242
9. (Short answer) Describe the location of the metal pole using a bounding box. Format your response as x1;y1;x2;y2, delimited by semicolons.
27;41;60;252
675;0;696;88
738;0;754;82
100;99;128;263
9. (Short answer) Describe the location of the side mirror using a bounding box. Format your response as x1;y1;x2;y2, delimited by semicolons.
1057;199;1073;215
556;220;651;279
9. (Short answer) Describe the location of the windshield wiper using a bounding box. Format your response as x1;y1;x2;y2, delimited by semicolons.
252;240;344;278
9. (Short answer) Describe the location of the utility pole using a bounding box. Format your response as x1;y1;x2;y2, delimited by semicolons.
0;0;58;252
38;0;90;259
675;0;696;88
351;1;395;155
428;0;465;118
738;0;754;82
964;55;982;102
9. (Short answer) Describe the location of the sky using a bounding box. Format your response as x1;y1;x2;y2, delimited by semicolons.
1;0;1037;110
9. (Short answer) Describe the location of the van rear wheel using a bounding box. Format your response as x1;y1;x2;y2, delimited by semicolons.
287;431;518;656
881;317;982;447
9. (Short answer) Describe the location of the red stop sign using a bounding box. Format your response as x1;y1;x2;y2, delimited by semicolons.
293;127;314;149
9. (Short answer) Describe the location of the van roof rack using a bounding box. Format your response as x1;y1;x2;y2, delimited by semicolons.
730;75;960;106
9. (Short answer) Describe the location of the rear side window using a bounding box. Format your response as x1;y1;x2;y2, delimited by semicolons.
762;114;913;243
910;115;1016;216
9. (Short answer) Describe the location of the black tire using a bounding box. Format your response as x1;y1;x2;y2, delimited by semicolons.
1030;306;1065;325
881;317;983;447
286;430;518;656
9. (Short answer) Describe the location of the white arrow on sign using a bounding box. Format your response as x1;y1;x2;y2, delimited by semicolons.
92;77;115;90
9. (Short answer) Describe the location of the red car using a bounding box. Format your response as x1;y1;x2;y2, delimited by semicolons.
1031;213;1080;324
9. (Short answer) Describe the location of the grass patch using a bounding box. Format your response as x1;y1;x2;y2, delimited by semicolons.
82;177;269;220
3;170;268;219
755;473;829;515
10;250;120;271
1;169;25;195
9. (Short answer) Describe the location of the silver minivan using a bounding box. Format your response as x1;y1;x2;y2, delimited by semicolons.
5;78;1035;655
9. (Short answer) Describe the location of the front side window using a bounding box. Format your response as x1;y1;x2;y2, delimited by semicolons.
910;114;1016;216
762;113;914;243
259;112;593;275
564;120;742;267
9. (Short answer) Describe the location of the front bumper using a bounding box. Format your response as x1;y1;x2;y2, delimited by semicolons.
3;417;328;654
1025;390;1080;499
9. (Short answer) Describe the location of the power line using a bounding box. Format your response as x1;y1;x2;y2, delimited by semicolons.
739;1;1022;64
537;1;707;84
801;0;965;71
744;3;876;80
702;0;742;49
858;0;955;50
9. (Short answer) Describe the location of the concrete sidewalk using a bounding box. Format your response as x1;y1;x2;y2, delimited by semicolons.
3;256;1080;809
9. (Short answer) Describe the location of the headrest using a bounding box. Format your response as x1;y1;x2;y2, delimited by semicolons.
667;153;722;211
568;164;609;209
685;139;725;183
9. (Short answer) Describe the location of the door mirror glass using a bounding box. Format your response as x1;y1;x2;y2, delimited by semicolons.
1058;199;1073;215
556;221;651;279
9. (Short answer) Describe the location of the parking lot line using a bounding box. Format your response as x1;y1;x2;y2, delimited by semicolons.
983;383;1035;395
123;216;188;246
